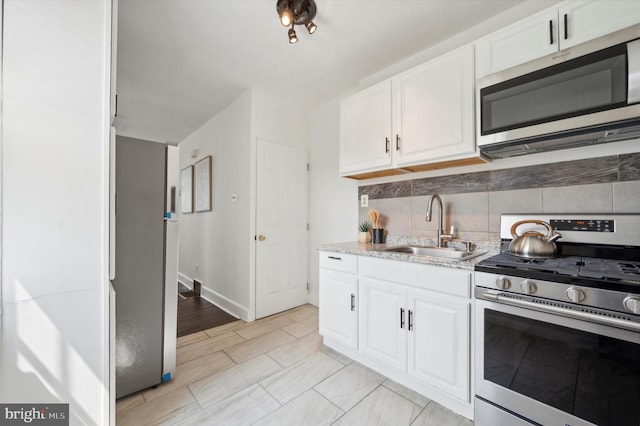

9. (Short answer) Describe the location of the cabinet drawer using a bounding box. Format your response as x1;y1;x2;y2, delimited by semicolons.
319;251;358;274
359;256;471;298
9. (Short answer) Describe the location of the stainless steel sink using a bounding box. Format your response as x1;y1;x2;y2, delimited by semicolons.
383;245;485;261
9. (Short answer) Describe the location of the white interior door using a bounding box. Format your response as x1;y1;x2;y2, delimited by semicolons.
256;140;309;319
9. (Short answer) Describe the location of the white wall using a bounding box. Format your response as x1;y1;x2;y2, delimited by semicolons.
1;1;111;425
178;88;311;321
249;88;310;317
308;100;358;305
178;91;252;320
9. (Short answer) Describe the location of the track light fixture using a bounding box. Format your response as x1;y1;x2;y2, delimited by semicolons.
277;0;317;44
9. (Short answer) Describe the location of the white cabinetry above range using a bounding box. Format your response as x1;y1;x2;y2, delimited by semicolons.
476;0;640;78
340;45;485;180
319;251;473;419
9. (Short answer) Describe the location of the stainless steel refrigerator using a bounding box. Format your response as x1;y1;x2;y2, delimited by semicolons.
112;136;179;399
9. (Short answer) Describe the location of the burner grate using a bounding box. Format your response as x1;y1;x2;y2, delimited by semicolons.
619;262;640;276
579;258;640;283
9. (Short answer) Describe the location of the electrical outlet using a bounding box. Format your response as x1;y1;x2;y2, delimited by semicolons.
360;194;369;207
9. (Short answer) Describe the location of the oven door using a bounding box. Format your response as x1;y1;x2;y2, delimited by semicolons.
475;289;640;426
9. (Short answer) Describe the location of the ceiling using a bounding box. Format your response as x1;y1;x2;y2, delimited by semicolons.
115;0;530;143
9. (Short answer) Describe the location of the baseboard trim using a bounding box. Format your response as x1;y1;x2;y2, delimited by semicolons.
178;272;249;321
308;293;319;307
200;286;249;322
178;272;193;289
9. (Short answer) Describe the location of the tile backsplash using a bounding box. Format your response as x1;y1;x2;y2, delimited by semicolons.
358;153;640;242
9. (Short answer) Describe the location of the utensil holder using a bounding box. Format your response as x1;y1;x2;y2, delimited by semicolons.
373;229;385;244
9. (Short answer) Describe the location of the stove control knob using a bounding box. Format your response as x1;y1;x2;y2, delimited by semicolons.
520;280;537;295
623;296;640;314
495;276;511;290
566;287;586;303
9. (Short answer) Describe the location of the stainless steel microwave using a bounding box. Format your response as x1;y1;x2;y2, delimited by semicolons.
477;24;640;159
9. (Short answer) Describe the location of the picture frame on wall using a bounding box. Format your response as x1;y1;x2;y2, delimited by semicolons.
194;156;212;212
180;165;193;214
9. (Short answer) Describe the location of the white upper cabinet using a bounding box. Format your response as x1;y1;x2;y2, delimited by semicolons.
339;45;480;179
476;0;640;78
393;45;475;167
339;81;392;175
559;0;640;49
476;9;558;78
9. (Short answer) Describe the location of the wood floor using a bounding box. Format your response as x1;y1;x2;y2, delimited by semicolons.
177;294;237;338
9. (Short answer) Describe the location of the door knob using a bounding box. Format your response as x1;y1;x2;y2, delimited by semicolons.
258;235;266;241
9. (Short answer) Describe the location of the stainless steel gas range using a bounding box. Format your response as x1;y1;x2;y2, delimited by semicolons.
474;214;640;426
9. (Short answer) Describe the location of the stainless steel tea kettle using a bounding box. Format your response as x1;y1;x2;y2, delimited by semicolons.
509;219;562;259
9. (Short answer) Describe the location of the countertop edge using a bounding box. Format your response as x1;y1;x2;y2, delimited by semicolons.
317;242;498;271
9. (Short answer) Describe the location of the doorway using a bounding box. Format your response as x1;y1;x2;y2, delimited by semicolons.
255;139;309;319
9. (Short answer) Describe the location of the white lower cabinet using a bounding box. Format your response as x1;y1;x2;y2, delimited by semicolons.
359;277;408;371
318;251;358;349
319;251;473;419
407;287;470;402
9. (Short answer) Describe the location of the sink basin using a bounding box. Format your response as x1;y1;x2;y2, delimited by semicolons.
383;245;485;261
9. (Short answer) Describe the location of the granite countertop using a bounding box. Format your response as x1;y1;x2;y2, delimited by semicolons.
318;240;499;271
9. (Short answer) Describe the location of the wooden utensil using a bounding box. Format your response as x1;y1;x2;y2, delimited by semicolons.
368;209;379;229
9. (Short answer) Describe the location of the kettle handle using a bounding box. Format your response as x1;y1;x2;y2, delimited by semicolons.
510;219;555;239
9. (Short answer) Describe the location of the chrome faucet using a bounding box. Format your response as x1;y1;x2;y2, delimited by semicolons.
426;194;453;247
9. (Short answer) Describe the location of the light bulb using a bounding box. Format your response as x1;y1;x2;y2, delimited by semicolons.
288;27;298;44
305;21;317;34
280;9;293;27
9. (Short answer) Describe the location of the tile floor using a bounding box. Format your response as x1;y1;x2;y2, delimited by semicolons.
116;304;473;426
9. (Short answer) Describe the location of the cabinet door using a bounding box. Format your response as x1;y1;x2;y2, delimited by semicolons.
392;45;475;166
339;80;392;175
476;9;558;77
559;0;640;50
319;269;358;349
407;288;470;402
110;0;118;124
359;277;407;371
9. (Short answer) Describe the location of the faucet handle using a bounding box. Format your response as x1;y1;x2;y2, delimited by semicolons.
449;226;455;237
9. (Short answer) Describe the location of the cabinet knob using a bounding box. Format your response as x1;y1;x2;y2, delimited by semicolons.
258;235;266;241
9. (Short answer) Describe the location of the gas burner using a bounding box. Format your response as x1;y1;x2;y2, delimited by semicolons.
619;262;640;276
517;258;547;264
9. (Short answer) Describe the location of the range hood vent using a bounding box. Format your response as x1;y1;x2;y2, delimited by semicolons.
480;120;640;160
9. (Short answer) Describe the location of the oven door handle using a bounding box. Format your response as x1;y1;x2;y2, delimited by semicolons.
478;290;640;333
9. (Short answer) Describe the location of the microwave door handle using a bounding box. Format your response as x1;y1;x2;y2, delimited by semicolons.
479;290;640;333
